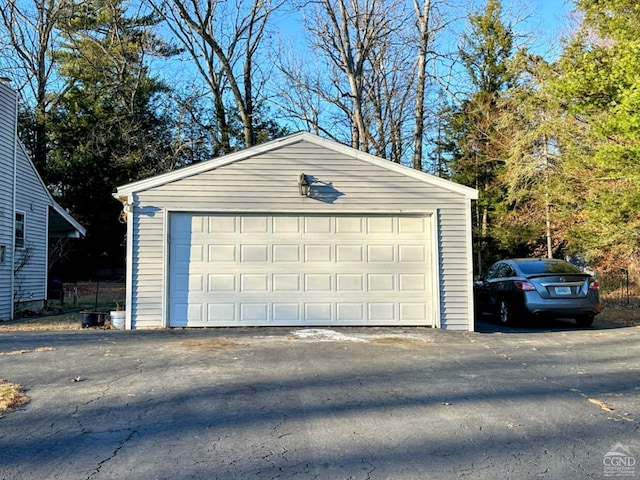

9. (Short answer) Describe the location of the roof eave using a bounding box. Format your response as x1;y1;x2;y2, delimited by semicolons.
50;201;86;238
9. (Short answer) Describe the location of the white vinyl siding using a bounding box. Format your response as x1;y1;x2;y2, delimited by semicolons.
0;82;66;317
14;143;50;305
124;138;475;330
0;83;16;320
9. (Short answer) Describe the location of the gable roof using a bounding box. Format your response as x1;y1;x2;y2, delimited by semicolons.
16;139;86;238
50;201;86;238
115;132;478;200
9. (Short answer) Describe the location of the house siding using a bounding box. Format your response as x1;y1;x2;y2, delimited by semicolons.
14;143;50;307
126;139;475;330
0;82;53;317
0;83;16;320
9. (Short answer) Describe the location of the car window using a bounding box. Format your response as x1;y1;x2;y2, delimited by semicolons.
518;260;581;275
495;264;512;278
484;263;502;280
484;263;513;279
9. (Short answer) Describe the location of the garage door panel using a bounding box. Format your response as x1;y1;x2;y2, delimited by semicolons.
241;216;269;233
400;303;427;320
208;274;235;292
336;274;363;291
208;303;235;322
369;303;396;321
273;244;300;262
240;245;268;262
399;245;426;262
399;274;426;291
305;274;332;291
273;303;300;321
305;245;332;262
173;243;201;263
305;303;332;321
368;245;394;262
169;213;433;327
336;245;363;262
273;216;300;233
241;303;268;321
368;274;395;291
337;303;363;321
209;245;236;262
336;216;363;233
367;216;394;233
208;215;236;233
305;216;332;233
273;274;301;291
399;216;427;233
240;274;268;291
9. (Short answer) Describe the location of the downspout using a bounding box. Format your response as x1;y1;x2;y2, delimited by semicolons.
9;84;18;320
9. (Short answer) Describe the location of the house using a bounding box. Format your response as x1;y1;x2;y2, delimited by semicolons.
0;80;86;321
114;132;478;331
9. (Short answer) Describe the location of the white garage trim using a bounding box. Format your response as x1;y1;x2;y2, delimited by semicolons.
165;210;439;327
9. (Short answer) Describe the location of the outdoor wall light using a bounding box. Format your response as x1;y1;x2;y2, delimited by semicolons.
298;173;311;196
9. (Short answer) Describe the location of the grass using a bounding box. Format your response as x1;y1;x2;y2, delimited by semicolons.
0;380;29;415
0;282;125;331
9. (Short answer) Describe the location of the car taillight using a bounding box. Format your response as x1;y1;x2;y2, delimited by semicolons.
515;281;535;291
589;281;599;291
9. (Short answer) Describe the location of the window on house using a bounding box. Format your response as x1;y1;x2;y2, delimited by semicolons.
15;212;25;249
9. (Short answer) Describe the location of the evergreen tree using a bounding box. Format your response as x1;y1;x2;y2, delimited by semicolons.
47;0;176;277
552;0;640;271
439;0;516;274
492;52;581;260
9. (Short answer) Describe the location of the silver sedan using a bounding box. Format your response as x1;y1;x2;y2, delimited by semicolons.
474;258;601;326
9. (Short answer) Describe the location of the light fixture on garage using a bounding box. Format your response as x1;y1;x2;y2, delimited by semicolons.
298;173;311;196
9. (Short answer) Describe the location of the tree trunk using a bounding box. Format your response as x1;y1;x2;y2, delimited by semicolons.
412;0;431;171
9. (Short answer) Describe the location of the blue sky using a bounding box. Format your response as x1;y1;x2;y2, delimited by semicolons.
520;0;574;59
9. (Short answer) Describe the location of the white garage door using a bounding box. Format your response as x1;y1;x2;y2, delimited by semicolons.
168;213;434;327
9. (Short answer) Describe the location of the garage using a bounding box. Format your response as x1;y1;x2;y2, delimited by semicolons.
168;212;434;327
115;132;477;330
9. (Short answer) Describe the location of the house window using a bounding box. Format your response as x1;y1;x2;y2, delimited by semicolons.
15;212;25;249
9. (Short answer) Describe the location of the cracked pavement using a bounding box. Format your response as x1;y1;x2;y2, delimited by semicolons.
0;320;639;479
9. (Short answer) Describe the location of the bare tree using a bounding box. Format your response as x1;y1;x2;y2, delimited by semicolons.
301;0;406;152
150;0;283;151
275;0;452;168
0;0;70;170
363;34;414;162
412;0;432;170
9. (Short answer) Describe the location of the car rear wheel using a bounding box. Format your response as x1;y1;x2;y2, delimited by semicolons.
499;300;514;325
576;315;594;327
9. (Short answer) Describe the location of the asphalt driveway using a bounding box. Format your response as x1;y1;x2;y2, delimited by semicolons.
1;321;638;479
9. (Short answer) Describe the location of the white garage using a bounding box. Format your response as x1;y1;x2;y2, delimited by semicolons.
115;132;478;330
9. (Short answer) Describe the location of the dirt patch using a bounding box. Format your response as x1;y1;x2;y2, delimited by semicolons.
598;303;640;327
0;347;54;356
0;380;29;415
180;337;241;352
369;337;430;348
